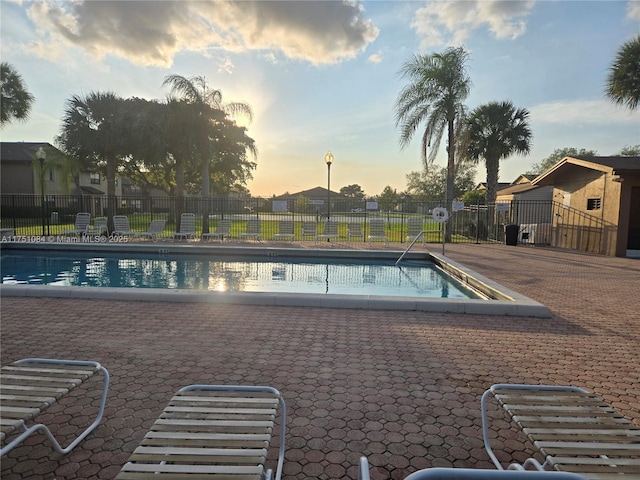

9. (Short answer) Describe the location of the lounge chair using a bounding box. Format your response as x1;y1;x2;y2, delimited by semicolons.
239;219;261;241
61;212;91;237
0;358;110;456
136;219;166;240
481;384;640;477
173;213;197;240
347;222;364;241
113;215;136;236
273;220;294;241
407;216;426;244
358;457;586;480
202;219;231;242
367;219;388;246
84;216;108;237
317;221;339;242
115;384;286;480
301;222;318;242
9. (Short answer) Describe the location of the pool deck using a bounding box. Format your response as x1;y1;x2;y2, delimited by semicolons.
1;242;639;479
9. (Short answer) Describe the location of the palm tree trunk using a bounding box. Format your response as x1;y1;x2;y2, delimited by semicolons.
445;118;455;242
106;157;116;233
485;157;499;206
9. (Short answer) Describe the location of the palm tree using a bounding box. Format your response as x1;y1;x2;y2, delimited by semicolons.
465;101;532;205
1;62;35;128
606;34;640;111
395;47;471;240
162;74;254;232
58;91;127;231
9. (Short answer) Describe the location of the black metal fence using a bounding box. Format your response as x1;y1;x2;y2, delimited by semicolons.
0;194;610;253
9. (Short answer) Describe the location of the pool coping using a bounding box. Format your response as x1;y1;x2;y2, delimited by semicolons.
0;243;552;317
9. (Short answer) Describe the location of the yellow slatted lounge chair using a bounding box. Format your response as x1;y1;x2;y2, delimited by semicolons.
173;213;197;240
273;220;294;241
202;219;231;242
481;384;640;478
239;219;261;241
61;212;91;237
367;219;388;246
317;221;339;242
0;358;110;456
116;384;286;480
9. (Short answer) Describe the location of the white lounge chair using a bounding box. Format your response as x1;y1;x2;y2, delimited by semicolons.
317;221;339;242
481;384;640;477
0;358;110;457
347;222;364;241
301;222;318;242
407;216;426;244
173;213;197;240
62;212;91;237
239;218;261;241
115;385;286;480
84;217;108;237
367;219;388;245
202;219;231;242
112;215;136;236
273;220;295;241
136;219;166;240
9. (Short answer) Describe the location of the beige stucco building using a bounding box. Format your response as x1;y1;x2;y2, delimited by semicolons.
533;156;640;257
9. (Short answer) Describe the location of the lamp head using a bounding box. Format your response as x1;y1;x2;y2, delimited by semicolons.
324;151;334;166
36;147;46;164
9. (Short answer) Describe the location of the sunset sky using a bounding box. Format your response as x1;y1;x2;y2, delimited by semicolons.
2;0;639;197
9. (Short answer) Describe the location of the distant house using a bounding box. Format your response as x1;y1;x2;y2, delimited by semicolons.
533;156;640;257
1;142;67;195
273;187;347;215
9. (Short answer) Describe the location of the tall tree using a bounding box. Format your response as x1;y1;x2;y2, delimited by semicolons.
340;184;365;199
162;74;254;232
465;101;532;205
405;161;477;201
58;91;127;231
606;34;640;111
1;62;34;128
395;46;471;240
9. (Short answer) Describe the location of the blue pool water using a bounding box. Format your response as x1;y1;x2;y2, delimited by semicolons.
0;251;482;299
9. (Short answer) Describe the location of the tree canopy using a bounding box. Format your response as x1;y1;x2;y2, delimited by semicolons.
606;34;640;111
527;147;599;175
1;62;34;128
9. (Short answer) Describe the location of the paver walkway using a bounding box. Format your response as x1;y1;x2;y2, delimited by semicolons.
1;243;638;479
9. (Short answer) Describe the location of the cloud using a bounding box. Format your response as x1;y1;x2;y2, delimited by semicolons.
627;0;640;20
530;99;640;126
368;51;383;63
412;0;536;48
218;57;235;74
24;0;379;68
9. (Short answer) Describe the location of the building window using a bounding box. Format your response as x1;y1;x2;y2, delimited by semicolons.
90;173;100;185
48;169;54;181
587;198;601;210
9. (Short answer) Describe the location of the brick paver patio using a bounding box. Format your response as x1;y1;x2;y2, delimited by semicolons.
1;243;638;479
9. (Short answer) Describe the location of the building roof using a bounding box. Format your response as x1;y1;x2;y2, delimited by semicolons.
0;142;51;162
474;182;511;191
497;182;540;196
275;186;343;199
533;156;640;186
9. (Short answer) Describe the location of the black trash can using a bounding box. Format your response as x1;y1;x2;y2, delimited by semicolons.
505;224;518;246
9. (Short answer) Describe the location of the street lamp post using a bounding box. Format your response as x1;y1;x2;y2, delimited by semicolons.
324;151;334;221
36;147;47;236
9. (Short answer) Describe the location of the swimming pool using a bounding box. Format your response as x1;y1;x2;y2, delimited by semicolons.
0;243;551;317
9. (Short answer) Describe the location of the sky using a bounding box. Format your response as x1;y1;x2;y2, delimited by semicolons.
1;0;639;198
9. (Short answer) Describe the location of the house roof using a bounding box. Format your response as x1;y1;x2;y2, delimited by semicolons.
275;186;343;199
497;182;540;196
533;156;640;186
0;142;51;162
474;182;511;191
